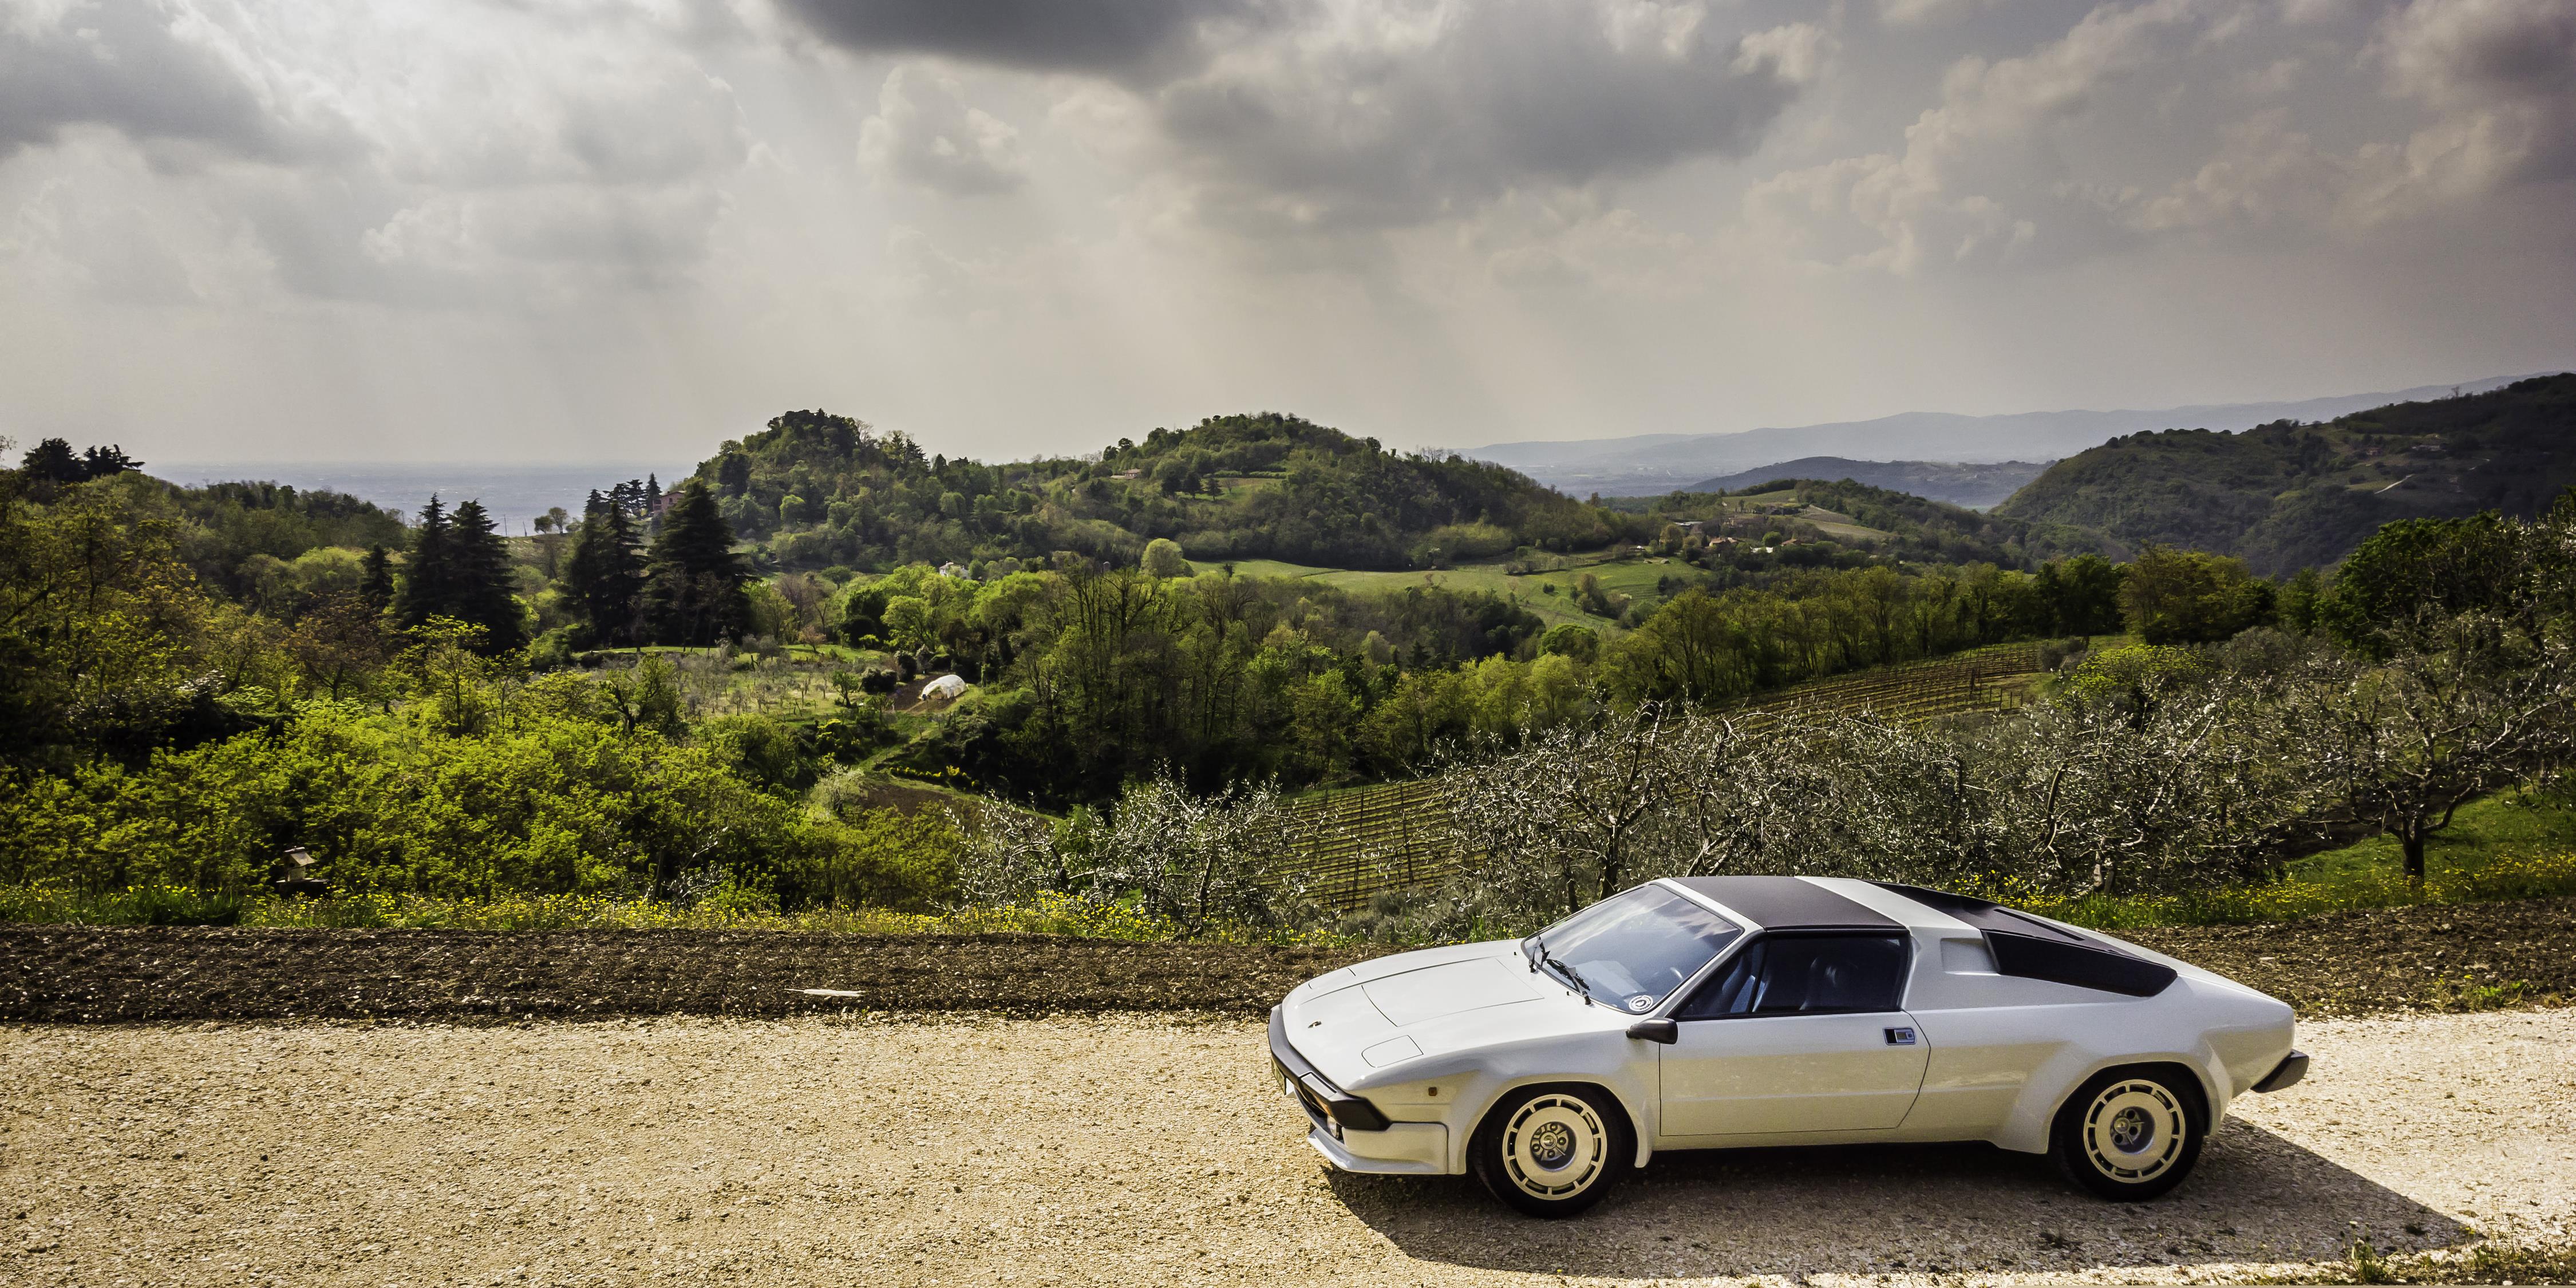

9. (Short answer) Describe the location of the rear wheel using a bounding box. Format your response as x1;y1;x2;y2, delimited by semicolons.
1469;1084;1630;1218
2050;1068;2206;1201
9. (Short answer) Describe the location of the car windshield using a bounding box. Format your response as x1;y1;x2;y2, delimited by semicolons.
1526;884;1744;1014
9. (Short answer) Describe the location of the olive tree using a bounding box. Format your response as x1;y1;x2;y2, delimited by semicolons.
2285;637;2576;887
954;772;1311;934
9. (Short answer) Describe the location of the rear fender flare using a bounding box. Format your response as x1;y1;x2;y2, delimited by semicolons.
2001;1046;2226;1153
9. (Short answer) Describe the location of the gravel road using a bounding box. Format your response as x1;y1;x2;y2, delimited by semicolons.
5;1008;2571;1286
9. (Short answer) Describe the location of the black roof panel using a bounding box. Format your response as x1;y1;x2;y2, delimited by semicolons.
1669;876;1899;931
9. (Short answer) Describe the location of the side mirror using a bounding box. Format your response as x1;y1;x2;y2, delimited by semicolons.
1626;1018;1677;1045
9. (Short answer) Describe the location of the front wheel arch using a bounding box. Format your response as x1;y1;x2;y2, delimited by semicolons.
1466;1081;1638;1218
1457;1076;1652;1174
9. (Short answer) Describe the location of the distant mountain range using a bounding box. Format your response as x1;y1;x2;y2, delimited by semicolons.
1456;376;2546;496
1681;458;2050;509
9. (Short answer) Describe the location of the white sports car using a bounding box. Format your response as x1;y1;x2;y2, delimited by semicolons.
1270;876;2308;1216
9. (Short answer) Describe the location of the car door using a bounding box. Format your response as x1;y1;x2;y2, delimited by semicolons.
1658;934;1930;1138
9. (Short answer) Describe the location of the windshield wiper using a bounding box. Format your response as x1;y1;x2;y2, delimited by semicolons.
1527;934;1593;1001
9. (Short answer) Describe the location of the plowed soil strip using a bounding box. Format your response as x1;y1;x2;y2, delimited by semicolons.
0;929;1374;1023
1;895;2569;1024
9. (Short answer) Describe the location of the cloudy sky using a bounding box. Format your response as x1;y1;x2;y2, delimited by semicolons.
3;0;2572;465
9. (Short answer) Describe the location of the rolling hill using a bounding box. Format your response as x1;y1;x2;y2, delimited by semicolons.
694;409;1638;574
1994;374;2576;574
1682;457;2049;509
1456;375;2542;495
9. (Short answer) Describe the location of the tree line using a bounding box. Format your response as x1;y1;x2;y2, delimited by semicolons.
957;497;2576;937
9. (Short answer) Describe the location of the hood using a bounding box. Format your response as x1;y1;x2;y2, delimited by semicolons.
1288;939;1520;1002
1278;943;1560;1082
1361;953;1547;1025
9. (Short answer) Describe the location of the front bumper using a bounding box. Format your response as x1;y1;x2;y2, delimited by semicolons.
1270;1006;1452;1173
1269;1005;1389;1132
1303;1122;1449;1175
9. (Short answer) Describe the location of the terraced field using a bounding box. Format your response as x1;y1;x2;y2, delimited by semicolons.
1281;643;2057;910
1736;641;2049;724
1286;780;1467;912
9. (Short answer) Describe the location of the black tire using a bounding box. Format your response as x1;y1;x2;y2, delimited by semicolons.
2049;1066;2207;1201
1468;1084;1632;1218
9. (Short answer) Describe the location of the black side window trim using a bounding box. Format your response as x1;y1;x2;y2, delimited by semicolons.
1673;931;1914;1021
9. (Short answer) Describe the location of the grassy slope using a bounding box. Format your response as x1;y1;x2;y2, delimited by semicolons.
2290;791;2576;888
1220;554;1686;630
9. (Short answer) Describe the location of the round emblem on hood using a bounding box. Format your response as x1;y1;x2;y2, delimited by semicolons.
1626;994;1654;1012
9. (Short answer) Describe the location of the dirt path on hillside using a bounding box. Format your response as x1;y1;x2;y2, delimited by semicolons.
5;1010;2570;1287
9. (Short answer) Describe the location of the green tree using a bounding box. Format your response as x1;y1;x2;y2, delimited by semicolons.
444;500;525;654
283;592;395;701
1537;623;1599;663
394;496;454;633
0;472;219;766
359;544;395;614
18;438;84;484
563;492;644;646
641;479;750;646
2043;554;2126;635
2316;512;2529;655
2275;566;2322;634
1141;537;1191;579
2117;545;2274;645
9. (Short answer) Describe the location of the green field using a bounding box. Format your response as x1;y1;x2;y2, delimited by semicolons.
2291;791;2576;888
1216;552;1687;630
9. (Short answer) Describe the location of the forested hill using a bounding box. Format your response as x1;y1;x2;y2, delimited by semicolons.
1681;458;2048;510
1993;374;2576;574
692;410;1631;572
1614;477;2057;567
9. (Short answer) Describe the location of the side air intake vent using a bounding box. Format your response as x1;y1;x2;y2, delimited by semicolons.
1981;929;2178;997
1872;882;2178;998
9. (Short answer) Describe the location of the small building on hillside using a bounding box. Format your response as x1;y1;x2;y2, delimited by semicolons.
921;674;968;702
937;562;969;578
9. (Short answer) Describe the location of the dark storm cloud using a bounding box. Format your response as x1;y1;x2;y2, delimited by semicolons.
774;0;1264;80
0;0;345;163
1153;3;1826;230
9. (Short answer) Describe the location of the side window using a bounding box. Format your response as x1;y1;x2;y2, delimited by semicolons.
1676;935;1909;1019
1676;942;1765;1020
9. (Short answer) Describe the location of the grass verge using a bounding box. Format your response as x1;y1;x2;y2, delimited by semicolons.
1986;847;2576;931
2291;1239;2576;1285
0;884;1346;947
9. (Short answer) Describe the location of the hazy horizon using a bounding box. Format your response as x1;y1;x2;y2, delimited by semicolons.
6;1;2573;465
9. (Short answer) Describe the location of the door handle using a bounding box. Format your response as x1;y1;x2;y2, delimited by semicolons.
1884;1026;1918;1046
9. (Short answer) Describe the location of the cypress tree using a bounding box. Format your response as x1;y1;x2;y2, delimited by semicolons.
564;491;644;646
360;544;395;614
641;479;750;646
394;496;452;631
444;500;526;654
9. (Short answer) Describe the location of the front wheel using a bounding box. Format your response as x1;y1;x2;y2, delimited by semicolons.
2050;1068;2206;1201
1469;1084;1631;1218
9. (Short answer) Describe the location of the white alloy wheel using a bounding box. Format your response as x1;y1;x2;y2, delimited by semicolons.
1499;1092;1611;1200
2050;1069;2205;1200
2079;1079;2187;1183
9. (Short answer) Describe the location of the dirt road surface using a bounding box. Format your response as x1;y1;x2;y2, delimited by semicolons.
5;1009;2570;1287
